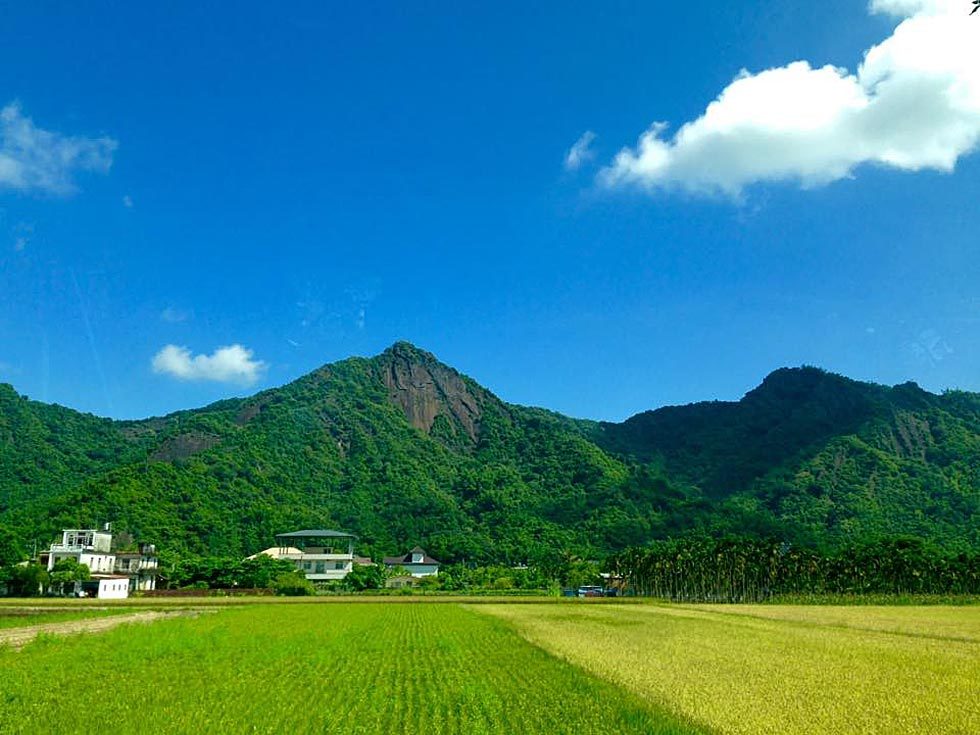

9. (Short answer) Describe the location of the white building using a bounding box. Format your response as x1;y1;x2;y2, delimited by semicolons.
113;546;159;592
45;528;158;598
95;577;130;599
253;529;357;582
383;547;441;578
47;529;115;573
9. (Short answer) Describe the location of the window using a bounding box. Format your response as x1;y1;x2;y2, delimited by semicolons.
334;562;345;570
315;562;325;574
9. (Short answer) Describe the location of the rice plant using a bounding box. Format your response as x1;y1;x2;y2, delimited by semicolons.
0;602;701;734
480;602;980;735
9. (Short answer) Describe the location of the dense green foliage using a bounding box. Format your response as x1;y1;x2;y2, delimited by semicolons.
341;562;387;591
160;554;297;590
595;368;980;550
0;603;702;734
613;536;980;602
271;570;316;596
0;343;978;569
0;562;48;597
48;558;90;596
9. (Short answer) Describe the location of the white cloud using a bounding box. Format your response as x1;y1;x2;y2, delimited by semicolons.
0;102;117;194
122;194;133;208
870;0;936;16
601;0;980;196
152;344;265;385
564;130;597;171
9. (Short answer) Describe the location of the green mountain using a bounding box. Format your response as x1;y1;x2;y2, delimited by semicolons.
593;367;980;549
1;343;977;565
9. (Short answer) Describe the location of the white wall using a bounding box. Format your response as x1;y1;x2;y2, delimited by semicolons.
80;553;116;573
283;553;353;580
97;578;129;599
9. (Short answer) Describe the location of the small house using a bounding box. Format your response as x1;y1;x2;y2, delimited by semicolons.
81;576;130;599
383;547;441;578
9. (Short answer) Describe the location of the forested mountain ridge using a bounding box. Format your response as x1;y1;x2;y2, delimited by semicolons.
0;343;977;565
592;367;980;549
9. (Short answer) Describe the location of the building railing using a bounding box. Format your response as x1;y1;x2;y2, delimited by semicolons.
113;559;160;573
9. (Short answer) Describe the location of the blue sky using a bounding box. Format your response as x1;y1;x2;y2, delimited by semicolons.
2;1;979;421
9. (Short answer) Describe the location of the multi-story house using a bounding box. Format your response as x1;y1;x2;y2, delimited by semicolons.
44;528;158;598
252;529;357;582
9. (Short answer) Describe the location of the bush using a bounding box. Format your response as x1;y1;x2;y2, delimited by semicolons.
343;563;386;591
0;563;49;597
273;571;315;597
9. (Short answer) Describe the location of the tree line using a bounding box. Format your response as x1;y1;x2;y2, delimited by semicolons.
611;536;980;602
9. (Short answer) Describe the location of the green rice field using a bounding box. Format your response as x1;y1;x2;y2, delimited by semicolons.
0;602;696;735
1;600;977;734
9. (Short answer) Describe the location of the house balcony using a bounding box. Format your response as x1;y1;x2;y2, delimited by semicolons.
49;544;91;553
282;553;353;580
113;559;159;574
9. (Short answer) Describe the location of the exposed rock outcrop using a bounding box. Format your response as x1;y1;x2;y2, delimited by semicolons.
378;342;483;440
151;432;222;461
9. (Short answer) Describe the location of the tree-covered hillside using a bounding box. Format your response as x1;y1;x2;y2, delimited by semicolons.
1;343;977;565
592;367;980;550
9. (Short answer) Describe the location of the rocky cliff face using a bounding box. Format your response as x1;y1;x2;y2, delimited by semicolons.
378;342;483;440
151;431;222;461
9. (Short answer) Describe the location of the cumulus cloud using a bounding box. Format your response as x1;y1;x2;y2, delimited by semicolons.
564;131;597;171
601;0;980;196
0;102;117;194
871;0;938;16
152;344;265;385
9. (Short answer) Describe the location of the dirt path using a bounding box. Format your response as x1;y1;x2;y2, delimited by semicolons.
0;610;204;650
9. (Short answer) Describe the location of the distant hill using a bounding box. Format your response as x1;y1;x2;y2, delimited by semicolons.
1;342;977;564
592;367;980;549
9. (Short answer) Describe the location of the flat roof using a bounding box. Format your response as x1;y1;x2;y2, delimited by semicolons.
274;529;357;539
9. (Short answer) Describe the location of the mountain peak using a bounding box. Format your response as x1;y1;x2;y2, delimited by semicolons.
375;342;486;441
378;340;444;367
746;366;833;402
